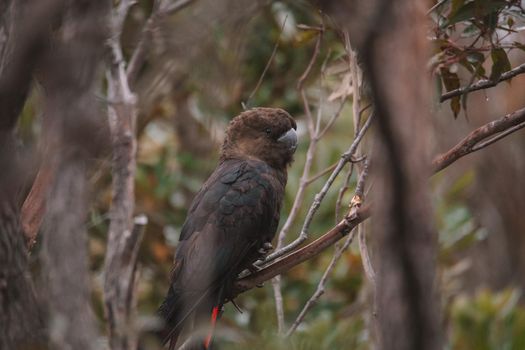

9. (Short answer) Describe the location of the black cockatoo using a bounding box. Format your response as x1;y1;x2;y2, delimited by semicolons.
158;108;297;349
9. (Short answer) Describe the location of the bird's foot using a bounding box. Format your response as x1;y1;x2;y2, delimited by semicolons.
248;263;261;274
257;242;273;255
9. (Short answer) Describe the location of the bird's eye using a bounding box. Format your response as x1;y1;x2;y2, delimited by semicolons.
265;128;272;135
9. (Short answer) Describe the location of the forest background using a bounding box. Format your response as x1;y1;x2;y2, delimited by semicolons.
2;0;525;349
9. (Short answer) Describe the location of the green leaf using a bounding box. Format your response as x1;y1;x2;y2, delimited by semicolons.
466;51;485;64
461;23;481;37
440;67;461;118
489;48;511;81
443;0;508;27
450;0;467;18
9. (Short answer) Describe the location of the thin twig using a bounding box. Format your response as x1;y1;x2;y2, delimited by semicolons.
316;97;347;140
432;106;525;172
271;24;323;333
273;25;325;253
272;276;285;334
358;224;375;285
286;161;370;336
471;120;525;151
440;62;525;102
426;0;449;15
127;0;197;85
304;161;338;185
243;16;288;109
264;113;374;263
334;164;354;223
286;229;357;336
354;161;375;285
103;2;143;349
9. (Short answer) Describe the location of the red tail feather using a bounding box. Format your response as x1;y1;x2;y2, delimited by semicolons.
204;306;220;349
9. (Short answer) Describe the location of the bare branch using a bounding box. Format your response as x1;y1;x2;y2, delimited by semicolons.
440;62;525;102
265;113;374;263
271;276;285;334
127;0;198;86
244;15;288;109
286;228;358;336
286;160;370;336
432;106;525;173
103;2;143;349
271;25;323;333
358;224;375;285
304;161;338;186
334;164;354;222
233;205;371;296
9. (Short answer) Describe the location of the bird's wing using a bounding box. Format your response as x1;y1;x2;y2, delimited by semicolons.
176;158;281;291
159;158;283;342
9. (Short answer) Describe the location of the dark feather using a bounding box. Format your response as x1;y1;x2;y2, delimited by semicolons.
158;108;296;348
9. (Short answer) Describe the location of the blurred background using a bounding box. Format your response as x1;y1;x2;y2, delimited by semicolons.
9;0;525;349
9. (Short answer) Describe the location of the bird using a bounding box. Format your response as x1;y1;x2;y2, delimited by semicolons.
158;107;297;349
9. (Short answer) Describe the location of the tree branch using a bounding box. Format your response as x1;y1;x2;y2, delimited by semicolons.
264;113;374;263
233;205;371;296
440;62;525;102
127;0;197;86
103;1;143;350
432;106;525;173
286;159;370;336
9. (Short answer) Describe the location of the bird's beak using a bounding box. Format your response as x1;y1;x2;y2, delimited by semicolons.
278;128;298;153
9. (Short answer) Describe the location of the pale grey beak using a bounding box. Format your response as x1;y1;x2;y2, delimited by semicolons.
278;128;298;152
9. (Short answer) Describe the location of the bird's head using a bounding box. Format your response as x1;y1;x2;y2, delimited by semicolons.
220;107;298;169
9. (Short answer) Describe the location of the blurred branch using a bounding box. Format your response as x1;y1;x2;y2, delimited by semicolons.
432;106;525;173
244;15;288;109
440;62;525;102
103;1;144;350
426;0;449;15
0;0;62;133
356;161;375;286
271;26;323;332
359;0;441;348
127;0;197;86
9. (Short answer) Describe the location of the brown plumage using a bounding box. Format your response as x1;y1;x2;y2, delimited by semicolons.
158;108;297;349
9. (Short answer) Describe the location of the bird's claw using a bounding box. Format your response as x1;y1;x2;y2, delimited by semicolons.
258;242;273;255
248;263;261;274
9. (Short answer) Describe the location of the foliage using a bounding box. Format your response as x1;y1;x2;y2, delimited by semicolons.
429;0;525;117
15;0;524;348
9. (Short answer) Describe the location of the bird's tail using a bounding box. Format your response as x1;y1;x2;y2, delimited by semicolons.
203;305;220;349
158;287;222;349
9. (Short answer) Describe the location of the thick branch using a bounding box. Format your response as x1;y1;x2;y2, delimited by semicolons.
440;62;525;102
432;106;525;172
